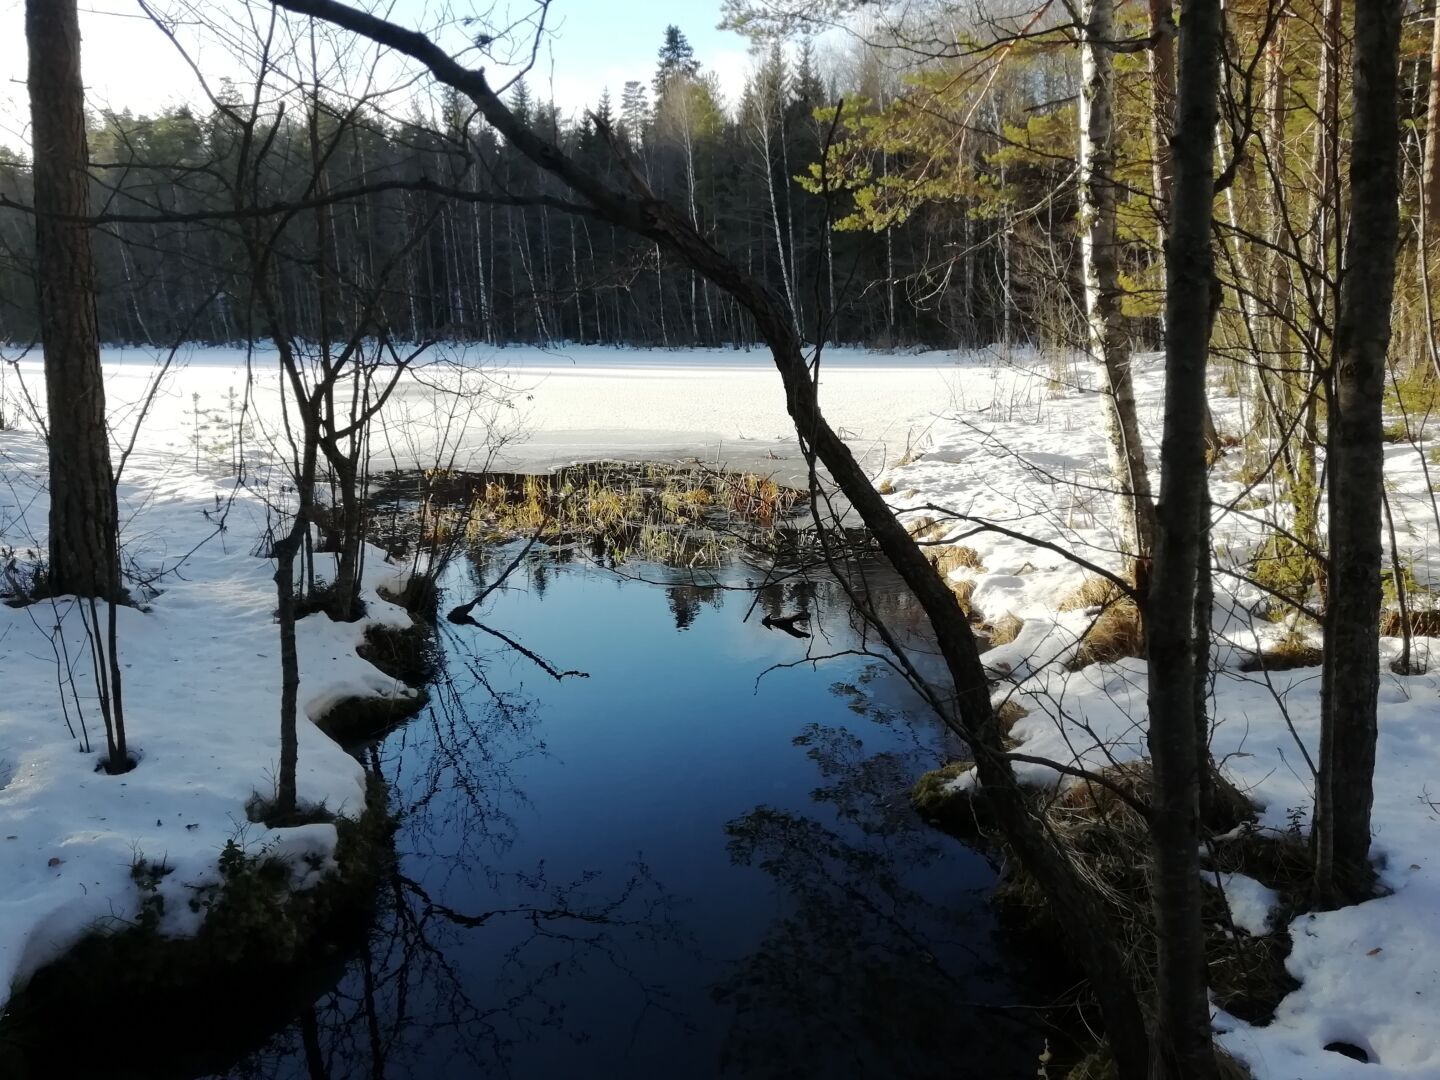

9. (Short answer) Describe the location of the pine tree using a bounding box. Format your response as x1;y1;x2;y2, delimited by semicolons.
653;25;700;97
620;80;650;147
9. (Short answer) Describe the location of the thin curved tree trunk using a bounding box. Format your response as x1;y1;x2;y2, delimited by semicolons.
1423;3;1440;234
267;4;1155;1073
1080;0;1158;585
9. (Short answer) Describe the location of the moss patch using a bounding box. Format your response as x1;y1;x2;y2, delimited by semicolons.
312;689;429;746
0;774;394;1079
356;620;438;687
910;762;991;842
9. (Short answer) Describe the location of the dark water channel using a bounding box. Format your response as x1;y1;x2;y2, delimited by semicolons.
212;543;1053;1078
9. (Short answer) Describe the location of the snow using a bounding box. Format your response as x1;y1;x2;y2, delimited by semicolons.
0;428;418;1009
876;350;1440;1078
2;339;1439;1078
1218;872;1279;937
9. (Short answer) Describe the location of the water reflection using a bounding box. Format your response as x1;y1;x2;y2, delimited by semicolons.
199;546;1046;1079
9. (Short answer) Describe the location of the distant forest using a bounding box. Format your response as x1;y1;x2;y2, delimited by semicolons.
0;24;1088;351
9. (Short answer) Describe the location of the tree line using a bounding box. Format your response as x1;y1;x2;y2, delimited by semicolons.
0;24;1044;350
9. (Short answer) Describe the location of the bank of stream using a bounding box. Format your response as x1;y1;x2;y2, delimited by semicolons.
8;465;1077;1078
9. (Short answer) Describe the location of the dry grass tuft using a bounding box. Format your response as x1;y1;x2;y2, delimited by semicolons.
985;613;1025;647
995;698;1029;734
1059;575;1144;669
1238;633;1322;673
876;478;895;495
1068;601;1144;669
949;576;976;615
928;543;984;575
1381;606;1440;637
1058;576;1126;612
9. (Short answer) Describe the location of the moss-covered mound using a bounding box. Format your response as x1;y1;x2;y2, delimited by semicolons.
0;774;395;1080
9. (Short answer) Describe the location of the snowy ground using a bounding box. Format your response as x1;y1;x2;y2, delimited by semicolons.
875;352;1440;1079
0;432;421;1010
2;341;1438;1078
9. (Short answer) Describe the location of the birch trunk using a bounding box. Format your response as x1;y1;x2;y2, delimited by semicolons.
1080;0;1158;579
1423;4;1440;231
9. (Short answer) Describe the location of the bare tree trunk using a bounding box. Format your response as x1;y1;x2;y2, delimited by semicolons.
1314;0;1401;908
1146;0;1223;1074
1080;0;1158;583
27;0;118;601
753;90;799;333
1147;0;1176;230
1423;2;1440;232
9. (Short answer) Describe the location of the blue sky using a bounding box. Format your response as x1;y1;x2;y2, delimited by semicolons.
0;0;757;146
523;1;754;111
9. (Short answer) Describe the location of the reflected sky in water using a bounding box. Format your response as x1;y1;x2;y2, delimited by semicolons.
201;546;1055;1079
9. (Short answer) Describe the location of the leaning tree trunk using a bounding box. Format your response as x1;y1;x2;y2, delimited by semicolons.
1080;0;1158;586
1314;0;1402;908
26;0;118;600
268;3;1155;1073
1146;0;1224;1074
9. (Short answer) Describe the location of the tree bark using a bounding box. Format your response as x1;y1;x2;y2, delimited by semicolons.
1146;0;1224;1073
1314;0;1401;907
267;2;1155;1073
1080;0;1158;582
27;0;118;600
1423;2;1440;233
1147;0;1177;219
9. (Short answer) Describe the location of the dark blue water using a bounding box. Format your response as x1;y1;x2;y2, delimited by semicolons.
206;547;1052;1079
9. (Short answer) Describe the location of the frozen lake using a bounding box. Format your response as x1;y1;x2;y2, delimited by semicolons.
5;342;982;483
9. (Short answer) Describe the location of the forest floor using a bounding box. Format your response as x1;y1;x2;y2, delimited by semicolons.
0;342;1436;1078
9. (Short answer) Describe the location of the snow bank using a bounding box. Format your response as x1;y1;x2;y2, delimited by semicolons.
877;351;1440;1078
0;429;416;1009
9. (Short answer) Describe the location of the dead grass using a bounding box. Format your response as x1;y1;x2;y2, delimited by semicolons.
986;613;1024;647
1381;606;1440;637
995;698;1029;733
907;515;951;543
1238;633;1322;672
925;543;983;614
929;543;983;573
949;576;977;614
919;757;1288;1058
1057;577;1145;668
1058;576;1125;612
1070;602;1144;668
